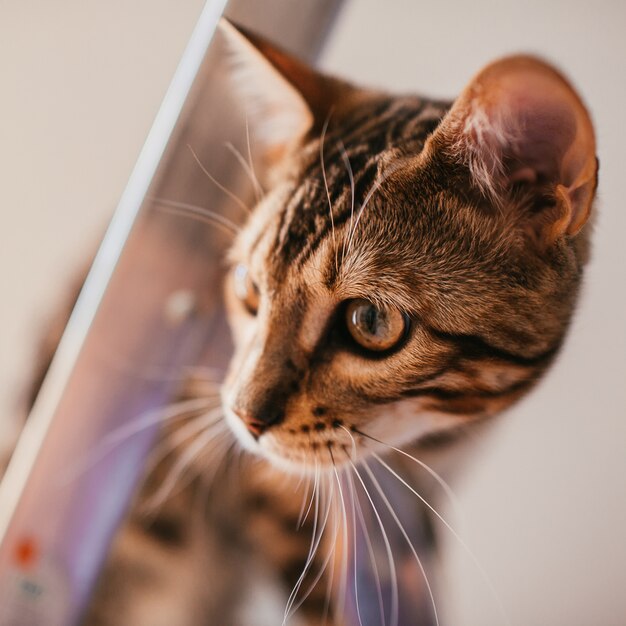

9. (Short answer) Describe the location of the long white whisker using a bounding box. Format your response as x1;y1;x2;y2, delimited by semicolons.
283;471;325;620
321;499;337;626
329;446;349;622
349;469;386;626
224;140;263;204
246;115;264;202
320;114;338;274
362;460;440;626
339;425;358;458
146;425;228;511
187;144;250;215
143;408;224;478
59;397;216;484
373;453;511;626
354;427;463;519
151;197;241;235
345;468;365;626
338;428;385;625
194;432;234;496
299;457;319;529
345;162;402;259
284;466;334;622
288;475;341;622
296;471;312;529
350;460;399;626
337;140;355;269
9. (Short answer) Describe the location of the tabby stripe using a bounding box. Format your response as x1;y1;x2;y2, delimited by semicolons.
428;327;560;367
402;376;535;402
385;104;432;144
354;367;537;407
271;101;448;270
273;182;307;259
292;159;382;269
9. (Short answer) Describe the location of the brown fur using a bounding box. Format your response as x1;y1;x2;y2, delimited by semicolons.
9;22;597;626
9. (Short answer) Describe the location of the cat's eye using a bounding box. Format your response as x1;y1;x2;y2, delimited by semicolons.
233;264;260;315
345;299;408;353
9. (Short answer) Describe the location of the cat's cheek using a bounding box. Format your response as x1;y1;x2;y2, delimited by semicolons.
226;310;257;352
366;399;464;450
223;274;258;349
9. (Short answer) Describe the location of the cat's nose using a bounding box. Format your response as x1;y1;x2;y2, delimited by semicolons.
234;407;284;438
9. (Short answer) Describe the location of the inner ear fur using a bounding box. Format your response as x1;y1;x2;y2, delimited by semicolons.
429;55;597;243
218;19;353;161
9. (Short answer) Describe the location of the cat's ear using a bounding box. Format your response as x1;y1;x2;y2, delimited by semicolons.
430;55;597;242
218;19;343;159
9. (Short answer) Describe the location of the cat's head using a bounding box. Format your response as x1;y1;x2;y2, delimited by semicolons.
218;21;597;473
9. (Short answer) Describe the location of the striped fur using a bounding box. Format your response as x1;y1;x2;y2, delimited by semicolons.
8;23;597;626
223;75;593;472
218;25;597;623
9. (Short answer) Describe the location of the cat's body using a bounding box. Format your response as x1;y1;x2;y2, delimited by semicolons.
7;21;597;626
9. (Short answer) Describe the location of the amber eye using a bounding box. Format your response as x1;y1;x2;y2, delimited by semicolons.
345;299;408;353
233;264;260;315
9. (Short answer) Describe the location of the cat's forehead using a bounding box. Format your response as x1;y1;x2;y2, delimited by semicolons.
241;96;450;277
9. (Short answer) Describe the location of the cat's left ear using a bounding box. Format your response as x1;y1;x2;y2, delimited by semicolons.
218;19;347;160
430;55;597;242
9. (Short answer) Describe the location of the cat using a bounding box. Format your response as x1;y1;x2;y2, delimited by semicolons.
16;19;598;626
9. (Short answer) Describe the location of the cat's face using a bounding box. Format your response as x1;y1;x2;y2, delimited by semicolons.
218;22;597;473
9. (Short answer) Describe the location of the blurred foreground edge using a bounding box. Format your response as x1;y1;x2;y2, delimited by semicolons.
0;1;342;624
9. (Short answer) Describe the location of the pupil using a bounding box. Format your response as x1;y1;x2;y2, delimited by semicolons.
363;306;379;335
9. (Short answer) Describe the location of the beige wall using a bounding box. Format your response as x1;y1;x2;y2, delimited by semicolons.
1;1;625;624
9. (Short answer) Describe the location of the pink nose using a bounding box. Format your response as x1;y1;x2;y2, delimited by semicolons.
234;407;284;438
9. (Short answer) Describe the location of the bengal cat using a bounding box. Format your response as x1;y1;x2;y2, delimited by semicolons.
17;19;599;626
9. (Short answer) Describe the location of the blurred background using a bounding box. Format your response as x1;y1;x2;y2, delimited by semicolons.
1;1;625;624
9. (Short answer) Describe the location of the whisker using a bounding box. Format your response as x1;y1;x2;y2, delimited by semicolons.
339;424;358;459
338;427;386;625
245;114;264;202
337;140;355;269
194;431;236;497
321;511;336;626
226;115;263;203
298;458;318;529
202;437;239;508
350;459;399;626
344;162;402;259
145;424;229;511
90;356;223;385
224;141;263;204
143;408;224;479
329;445;349;622
361;460;440;626
352;427;463;519
345;467;365;626
283;466;333;622
292;460;310;498
59;397;217;484
188;431;235;530
187;144;250;215
320;113;338;275
151;197;241;236
101;398;217;449
288;475;341;623
348;468;386;626
373;453;511;626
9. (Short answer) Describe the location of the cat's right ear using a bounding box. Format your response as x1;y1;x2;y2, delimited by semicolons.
218;19;344;161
